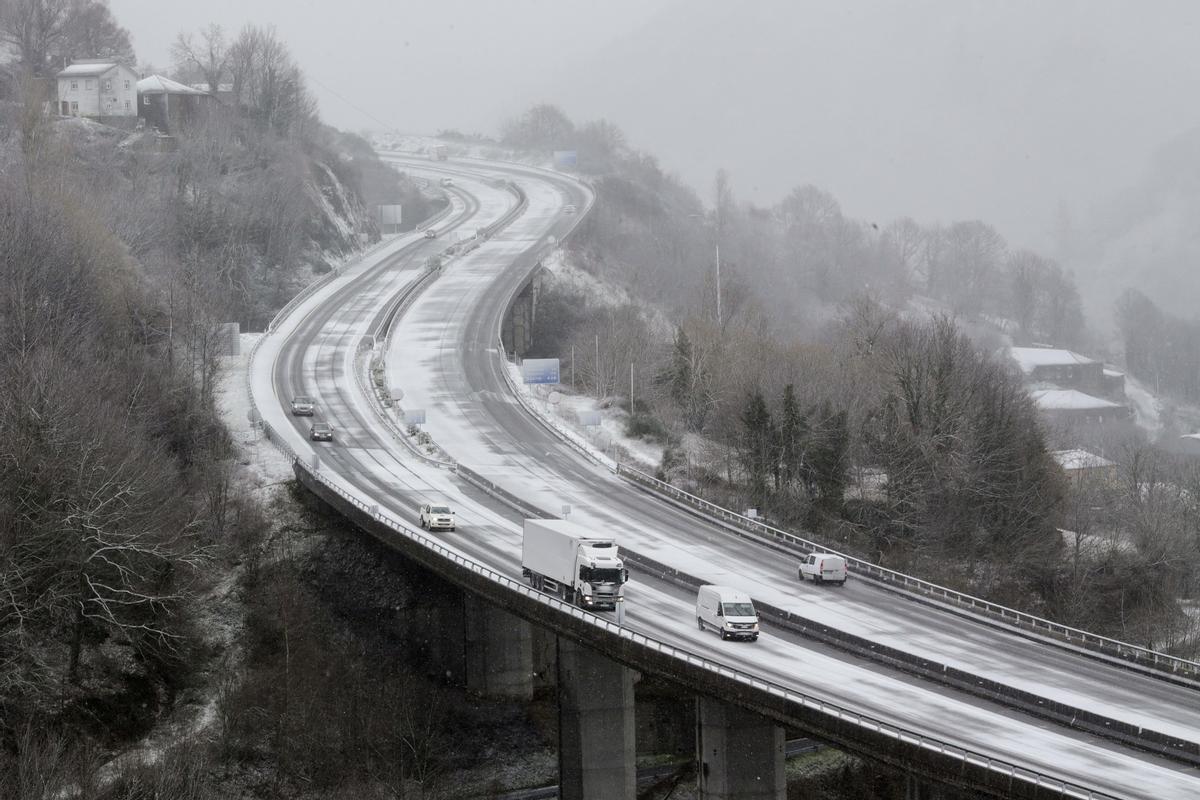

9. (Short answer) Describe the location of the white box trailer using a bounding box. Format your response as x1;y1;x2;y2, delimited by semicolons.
522;519;627;611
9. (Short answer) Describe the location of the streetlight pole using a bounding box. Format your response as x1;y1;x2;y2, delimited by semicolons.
714;236;721;326
689;211;722;325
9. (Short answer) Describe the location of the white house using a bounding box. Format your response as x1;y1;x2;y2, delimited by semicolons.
56;60;138;120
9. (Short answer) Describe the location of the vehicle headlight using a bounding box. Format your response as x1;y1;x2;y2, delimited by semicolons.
752;623;760;631
724;622;736;629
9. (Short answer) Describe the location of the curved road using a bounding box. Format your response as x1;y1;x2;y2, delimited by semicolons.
251;155;1200;799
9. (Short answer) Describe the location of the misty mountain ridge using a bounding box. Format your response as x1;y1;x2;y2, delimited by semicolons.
1066;124;1200;324
524;0;1200;325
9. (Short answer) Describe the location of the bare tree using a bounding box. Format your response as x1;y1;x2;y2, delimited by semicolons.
0;0;132;74
0;0;70;74
170;23;229;94
227;24;316;136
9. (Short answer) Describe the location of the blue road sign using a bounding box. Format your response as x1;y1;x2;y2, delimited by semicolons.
521;358;560;385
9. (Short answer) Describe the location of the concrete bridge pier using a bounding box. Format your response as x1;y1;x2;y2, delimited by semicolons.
557;637;637;800
696;697;785;800
462;594;533;699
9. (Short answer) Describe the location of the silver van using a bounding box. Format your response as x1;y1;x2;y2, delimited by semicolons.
696;585;759;641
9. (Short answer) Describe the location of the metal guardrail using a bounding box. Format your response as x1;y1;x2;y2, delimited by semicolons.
616;464;1200;682
293;453;1119;800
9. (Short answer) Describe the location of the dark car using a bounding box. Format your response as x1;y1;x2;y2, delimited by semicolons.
423;228;438;239
309;422;333;442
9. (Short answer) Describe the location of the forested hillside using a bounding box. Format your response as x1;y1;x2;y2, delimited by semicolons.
506;103;1198;654
0;7;441;794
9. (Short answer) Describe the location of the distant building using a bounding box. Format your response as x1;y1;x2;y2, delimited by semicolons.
1031;388;1132;433
137;75;212;133
1009;347;1105;395
56;60;138;121
1051;449;1117;483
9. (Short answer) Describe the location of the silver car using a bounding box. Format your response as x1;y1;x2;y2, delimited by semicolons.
290;395;315;416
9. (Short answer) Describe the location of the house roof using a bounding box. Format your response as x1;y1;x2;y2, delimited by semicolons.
1103;368;1125;378
1051;449;1115;471
1030;389;1123;411
137;75;210;96
58;61;121;78
1009;347;1098;373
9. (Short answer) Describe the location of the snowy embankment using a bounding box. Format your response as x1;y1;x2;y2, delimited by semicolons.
1125;374;1163;436
215;334;295;486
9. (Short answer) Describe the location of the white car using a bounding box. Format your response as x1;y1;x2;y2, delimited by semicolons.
798;553;848;585
419;504;456;531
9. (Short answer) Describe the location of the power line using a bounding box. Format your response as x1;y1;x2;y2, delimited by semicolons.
304;70;400;133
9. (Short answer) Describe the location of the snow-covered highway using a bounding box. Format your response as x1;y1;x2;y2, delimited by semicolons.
249;152;1200;799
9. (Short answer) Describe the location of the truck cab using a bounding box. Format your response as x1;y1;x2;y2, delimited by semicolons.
574;542;627;610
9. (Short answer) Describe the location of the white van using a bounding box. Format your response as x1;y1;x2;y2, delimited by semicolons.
695;585;760;641
798;553;848;585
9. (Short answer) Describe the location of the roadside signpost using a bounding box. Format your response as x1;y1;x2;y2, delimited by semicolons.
521;358;560;385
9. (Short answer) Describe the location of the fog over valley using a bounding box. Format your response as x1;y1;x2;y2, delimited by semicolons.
6;2;1200;797
111;0;1200;319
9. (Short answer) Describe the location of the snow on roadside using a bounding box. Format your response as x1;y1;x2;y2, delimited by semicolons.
1125;374;1163;436
213;333;295;487
506;363;663;473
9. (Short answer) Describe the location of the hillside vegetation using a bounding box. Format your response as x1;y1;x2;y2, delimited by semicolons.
0;10;443;793
506;104;1198;654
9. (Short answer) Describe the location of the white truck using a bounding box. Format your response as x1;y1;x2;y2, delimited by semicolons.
432;144;448;161
521;519;628;611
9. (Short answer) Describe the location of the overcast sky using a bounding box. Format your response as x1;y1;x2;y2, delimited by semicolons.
110;0;1200;252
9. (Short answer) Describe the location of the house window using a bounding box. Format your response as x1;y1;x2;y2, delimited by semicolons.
103;79;111;92
71;80;78;90
70;101;78;114
124;100;131;111
124;80;130;90
143;95;151;106
85;79;93;90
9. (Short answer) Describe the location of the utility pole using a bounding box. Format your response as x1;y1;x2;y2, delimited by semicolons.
571;344;575;388
595;334;600;398
630;362;635;415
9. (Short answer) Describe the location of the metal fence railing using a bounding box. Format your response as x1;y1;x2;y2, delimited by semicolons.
615;464;1200;682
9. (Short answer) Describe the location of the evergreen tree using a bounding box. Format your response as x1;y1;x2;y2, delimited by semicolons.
662;326;694;408
740;390;776;508
778;384;809;490
808;402;849;510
